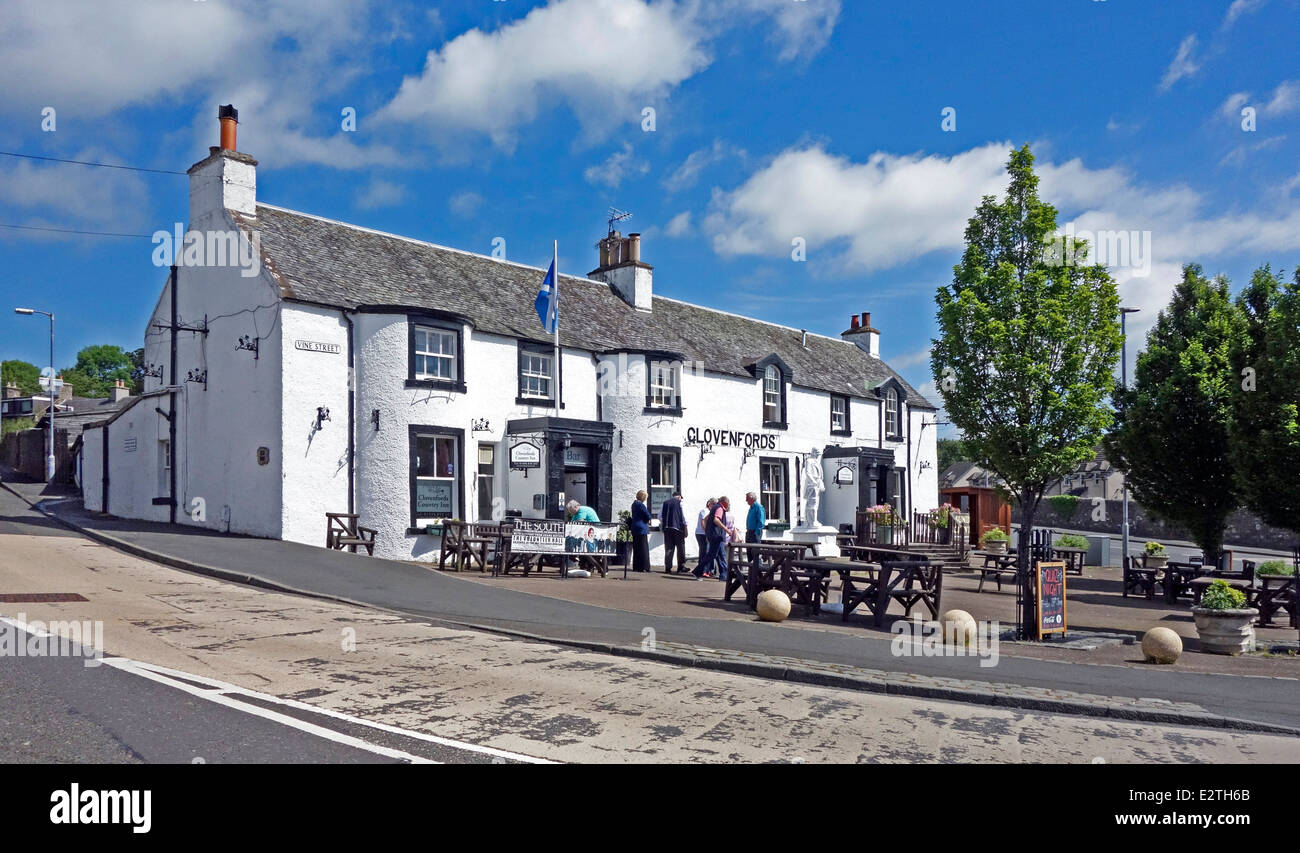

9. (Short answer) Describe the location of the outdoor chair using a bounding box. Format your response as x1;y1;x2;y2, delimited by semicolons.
325;512;377;556
439;520;491;572
1122;555;1158;600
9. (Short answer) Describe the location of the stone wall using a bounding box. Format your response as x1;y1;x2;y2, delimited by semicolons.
1013;499;1298;552
0;427;74;482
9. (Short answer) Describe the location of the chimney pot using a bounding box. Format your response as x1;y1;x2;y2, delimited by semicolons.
628;233;641;263
861;312;871;328
850;315;860;330
219;104;238;151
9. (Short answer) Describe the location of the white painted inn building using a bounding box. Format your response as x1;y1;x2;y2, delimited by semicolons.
79;110;939;564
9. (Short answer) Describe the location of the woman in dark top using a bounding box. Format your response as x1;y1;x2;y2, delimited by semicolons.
630;490;652;573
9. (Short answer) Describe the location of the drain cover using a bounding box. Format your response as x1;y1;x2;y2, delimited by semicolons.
0;593;89;603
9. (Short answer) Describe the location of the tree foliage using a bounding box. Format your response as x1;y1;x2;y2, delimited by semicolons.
1;360;42;396
936;438;972;473
1104;265;1243;557
58;344;135;397
933;145;1121;635
1231;265;1300;534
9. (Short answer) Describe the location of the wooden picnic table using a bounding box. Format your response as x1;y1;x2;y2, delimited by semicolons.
726;542;816;609
972;549;1018;593
792;558;943;627
1053;546;1087;576
1250;574;1297;627
840;543;918;564
1164;561;1214;604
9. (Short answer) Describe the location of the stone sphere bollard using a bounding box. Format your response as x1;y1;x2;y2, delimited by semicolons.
1141;627;1183;664
939;609;978;646
756;589;792;622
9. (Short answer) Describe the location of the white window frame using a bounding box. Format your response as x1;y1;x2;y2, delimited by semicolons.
831;396;847;432
648;360;678;409
885;389;899;437
760;458;787;522
413;326;457;381
763;365;782;424
647;448;679;517
519;351;553;400
414;433;458;525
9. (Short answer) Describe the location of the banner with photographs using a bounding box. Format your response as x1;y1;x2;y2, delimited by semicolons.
510;519;620;555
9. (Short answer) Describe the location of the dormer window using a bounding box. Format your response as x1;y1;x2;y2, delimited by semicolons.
645;359;682;415
763;365;782;424
885;388;900;438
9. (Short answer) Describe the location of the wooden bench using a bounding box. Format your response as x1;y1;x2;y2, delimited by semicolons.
831;560;941;627
439;520;491;572
974;551;1018;593
325;512;377;556
1122;555;1159;600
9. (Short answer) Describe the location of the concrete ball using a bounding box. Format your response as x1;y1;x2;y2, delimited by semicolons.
940;609;978;646
1141;627;1183;664
756;589;792;622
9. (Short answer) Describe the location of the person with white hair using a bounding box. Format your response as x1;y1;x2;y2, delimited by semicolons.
566;500;599;523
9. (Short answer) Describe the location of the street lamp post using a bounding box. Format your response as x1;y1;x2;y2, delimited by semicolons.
1120;307;1139;569
14;308;56;481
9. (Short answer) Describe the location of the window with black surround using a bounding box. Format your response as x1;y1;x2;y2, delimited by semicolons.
409;425;464;528
406;316;466;392
878;377;907;441
516;342;562;407
885;389;900;438
646;446;680;518
830;394;851;436
751;354;790;429
644;358;682;415
760;457;788;522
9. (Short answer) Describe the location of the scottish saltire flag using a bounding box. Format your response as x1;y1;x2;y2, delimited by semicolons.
535;259;558;334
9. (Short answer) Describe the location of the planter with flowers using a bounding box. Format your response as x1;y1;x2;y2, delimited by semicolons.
1143;541;1168;570
981;527;1010;554
1191;580;1258;655
866;504;905;545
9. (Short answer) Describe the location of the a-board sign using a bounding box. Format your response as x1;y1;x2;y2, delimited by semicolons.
1035;560;1067;639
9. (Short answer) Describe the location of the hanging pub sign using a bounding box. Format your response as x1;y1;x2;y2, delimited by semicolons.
509;442;541;470
1035;560;1068;639
834;464;855;485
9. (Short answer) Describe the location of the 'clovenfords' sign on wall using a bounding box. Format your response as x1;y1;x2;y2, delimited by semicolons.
686;427;778;450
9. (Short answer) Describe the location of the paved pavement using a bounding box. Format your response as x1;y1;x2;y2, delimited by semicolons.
5;516;1298;763
2;475;1297;732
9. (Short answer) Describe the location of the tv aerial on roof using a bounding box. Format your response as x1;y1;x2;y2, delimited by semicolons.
607;207;632;235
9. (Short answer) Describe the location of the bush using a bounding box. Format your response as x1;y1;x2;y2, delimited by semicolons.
1144;541;1167;555
1199;580;1247;610
981;527;1009;543
1047;494;1079;516
616;510;633;543
1056;534;1089;549
1257;560;1296;576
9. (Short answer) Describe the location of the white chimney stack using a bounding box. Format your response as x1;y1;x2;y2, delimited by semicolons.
589;231;652;311
841;311;880;357
188;104;257;230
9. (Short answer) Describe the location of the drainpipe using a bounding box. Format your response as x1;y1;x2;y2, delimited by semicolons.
344;311;355;516
169;265;178;524
905;404;913;521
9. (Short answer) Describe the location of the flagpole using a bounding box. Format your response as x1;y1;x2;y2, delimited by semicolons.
553;239;560;416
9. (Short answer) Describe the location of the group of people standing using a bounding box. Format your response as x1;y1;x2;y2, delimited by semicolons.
571;491;770;578
626;492;767;580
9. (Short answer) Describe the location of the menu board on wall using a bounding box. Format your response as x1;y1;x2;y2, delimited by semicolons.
1036;560;1067;639
415;480;453;516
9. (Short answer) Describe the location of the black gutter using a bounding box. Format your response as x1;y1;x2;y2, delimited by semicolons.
169;264;178;524
344;311;355;515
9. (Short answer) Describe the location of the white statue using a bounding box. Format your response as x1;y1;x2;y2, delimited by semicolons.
803;448;825;528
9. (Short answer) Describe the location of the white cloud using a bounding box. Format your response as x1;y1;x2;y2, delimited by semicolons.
1223;0;1267;29
663;140;744;192
0;0;398;170
355;178;409;210
448;191;485;218
378;0;841;147
664;211;693;237
1159;34;1200;91
887;346;933;370
1218;134;1287;166
1218;91;1251;119
0;151;150;232
704;140;1300;343
1263;80;1300;115
584;143;650;189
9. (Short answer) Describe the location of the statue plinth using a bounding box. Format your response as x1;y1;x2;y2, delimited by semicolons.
789;524;840;558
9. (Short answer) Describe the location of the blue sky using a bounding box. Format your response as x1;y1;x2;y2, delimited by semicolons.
2;0;1298;430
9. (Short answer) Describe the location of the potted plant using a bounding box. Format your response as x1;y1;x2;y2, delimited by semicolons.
1191;580;1258;655
1056;533;1089;550
981;527;1010;554
615;510;633;566
866;504;903;544
1143;540;1168;569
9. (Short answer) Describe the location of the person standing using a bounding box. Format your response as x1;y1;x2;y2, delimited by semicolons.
694;498;716;576
630;490;652;573
744;492;767;565
659;491;688;574
694;496;730;581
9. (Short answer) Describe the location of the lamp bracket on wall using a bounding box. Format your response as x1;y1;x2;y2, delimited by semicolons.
185;369;207;389
236;334;259;360
471;418;491;433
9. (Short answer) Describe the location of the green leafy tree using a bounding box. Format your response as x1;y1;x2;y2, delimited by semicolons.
57;344;135;397
1231;265;1300;535
936;438;971;473
2;416;35;436
932;145;1121;636
1;360;42;396
1105;265;1244;559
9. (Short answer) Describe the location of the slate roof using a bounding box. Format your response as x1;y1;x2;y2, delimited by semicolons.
239;204;935;408
36;395;134;443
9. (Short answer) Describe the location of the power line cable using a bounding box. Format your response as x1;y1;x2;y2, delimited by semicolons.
0;150;186;175
0;222;156;238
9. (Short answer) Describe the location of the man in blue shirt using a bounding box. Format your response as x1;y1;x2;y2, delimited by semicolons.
745;492;767;564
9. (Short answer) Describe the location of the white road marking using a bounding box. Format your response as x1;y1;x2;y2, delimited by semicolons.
1;614;551;765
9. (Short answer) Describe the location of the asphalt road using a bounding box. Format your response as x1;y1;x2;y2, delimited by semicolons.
5;485;1295;730
0;619;540;764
